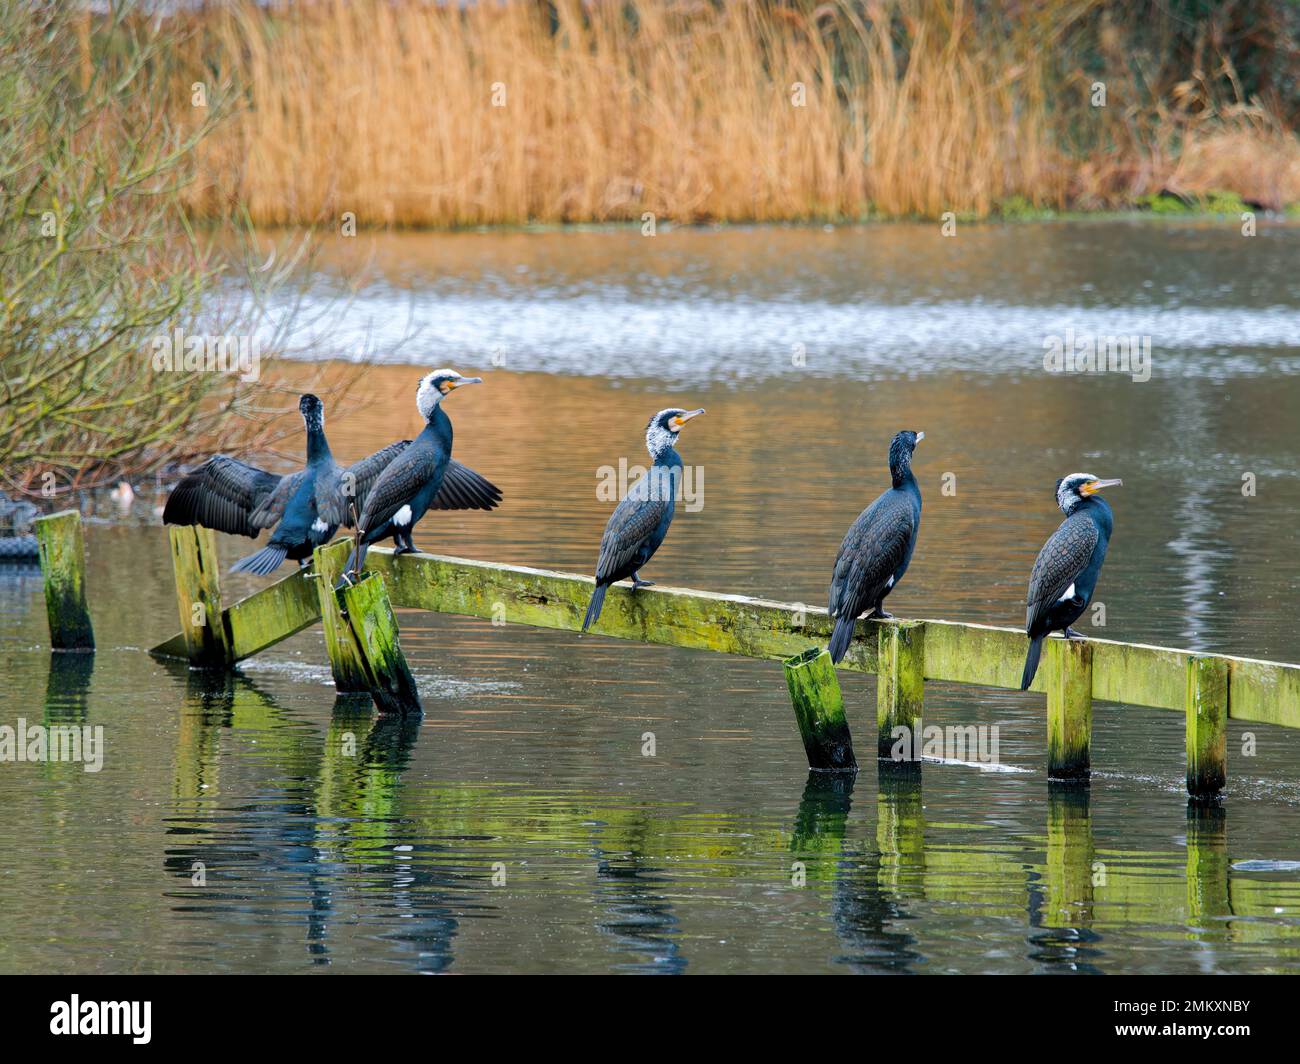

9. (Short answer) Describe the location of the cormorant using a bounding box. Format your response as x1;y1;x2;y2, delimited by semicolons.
581;407;705;632
1019;473;1122;690
826;430;924;664
338;369;499;584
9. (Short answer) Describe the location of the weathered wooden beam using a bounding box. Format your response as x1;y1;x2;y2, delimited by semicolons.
877;621;924;760
1186;656;1228;800
1046;638;1092;781
337;572;422;716
34;510;94;651
149;546;1300;733
151;544;321;663
783;647;856;772
312;540;370;692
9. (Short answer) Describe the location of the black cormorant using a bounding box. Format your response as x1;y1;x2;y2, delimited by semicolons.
826;430;924;664
1019;473;1122;690
581;407;705;632
338;369;499;584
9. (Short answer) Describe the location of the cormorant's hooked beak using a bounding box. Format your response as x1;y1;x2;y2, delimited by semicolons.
915;431;925;443
1081;477;1122;496
444;375;483;392
670;408;705;430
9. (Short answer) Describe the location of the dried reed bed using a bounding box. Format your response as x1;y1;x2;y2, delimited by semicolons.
177;0;1300;226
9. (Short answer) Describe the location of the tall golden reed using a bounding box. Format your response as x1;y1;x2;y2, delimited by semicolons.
178;0;1300;227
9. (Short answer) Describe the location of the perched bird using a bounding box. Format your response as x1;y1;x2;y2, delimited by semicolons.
826;430;924;664
338;369;499;584
165;391;497;576
164;394;408;574
581;407;706;632
1019;473;1122;690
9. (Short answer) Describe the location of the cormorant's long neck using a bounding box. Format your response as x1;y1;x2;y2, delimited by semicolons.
423;403;453;448
306;422;333;465
890;460;916;492
650;443;680;467
1083;496;1114;538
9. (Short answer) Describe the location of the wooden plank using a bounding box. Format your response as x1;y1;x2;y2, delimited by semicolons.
34;510;94;651
151;560;320;662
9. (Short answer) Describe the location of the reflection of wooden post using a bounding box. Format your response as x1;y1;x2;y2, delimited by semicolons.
337;573;422;716
314;541;370;693
1186;803;1230;930
876;761;924;897
877;622;924;759
1045;785;1094;928
34;511;95;651
167;525;232;667
1047;639;1091;781
784;648;855;771
1186;656;1228;800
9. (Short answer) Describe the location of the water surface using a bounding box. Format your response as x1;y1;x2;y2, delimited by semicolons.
2;220;1300;973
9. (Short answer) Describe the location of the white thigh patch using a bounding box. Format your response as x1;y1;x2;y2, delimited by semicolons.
393;504;413;527
1058;582;1076;602
311;518;329;533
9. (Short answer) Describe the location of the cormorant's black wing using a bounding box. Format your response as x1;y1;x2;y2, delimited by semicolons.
357;445;441;533
163;455;290;538
828;492;914;621
1026;513;1099;631
319;440;412;526
429;459;502;512
594;487;669;585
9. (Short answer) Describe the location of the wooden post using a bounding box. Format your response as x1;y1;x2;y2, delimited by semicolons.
337;572;422;716
313;541;370;693
1186;655;1228;800
783;648;856;772
34;510;94;651
167;525;232;667
877;621;924;760
1046;638;1092;781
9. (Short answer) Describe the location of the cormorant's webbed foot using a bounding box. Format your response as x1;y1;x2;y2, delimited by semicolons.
1065;626;1086;640
869;607;894;620
631;573;655;590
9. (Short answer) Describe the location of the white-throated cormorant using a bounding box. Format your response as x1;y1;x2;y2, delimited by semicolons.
826;430;924;664
1019;473;1122;689
338;369;499;585
581;407;705;632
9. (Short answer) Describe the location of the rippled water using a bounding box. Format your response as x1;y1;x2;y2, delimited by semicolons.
3;220;1300;973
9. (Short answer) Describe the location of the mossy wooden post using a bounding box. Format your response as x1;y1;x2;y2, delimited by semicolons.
313;541;370;693
34;510;94;651
167;525;232;667
337;572;422;716
1046;638;1092;781
783;648;855;772
1186;656;1228;800
877;621;924;759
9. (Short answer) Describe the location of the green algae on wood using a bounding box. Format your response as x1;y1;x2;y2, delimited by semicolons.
783;647;855;772
313;539;370;692
166;525;231;666
34;510;94;651
151;549;320;662
1186;655;1228;800
877;621;924;760
337;572;422;716
1046;637;1092;781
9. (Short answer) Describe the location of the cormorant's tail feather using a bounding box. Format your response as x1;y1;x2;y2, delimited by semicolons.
231;544;287;576
1020;635;1045;690
582;584;607;633
334;543;368;591
828;615;856;664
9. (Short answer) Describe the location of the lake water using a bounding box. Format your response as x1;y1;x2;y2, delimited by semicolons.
3;219;1300;973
